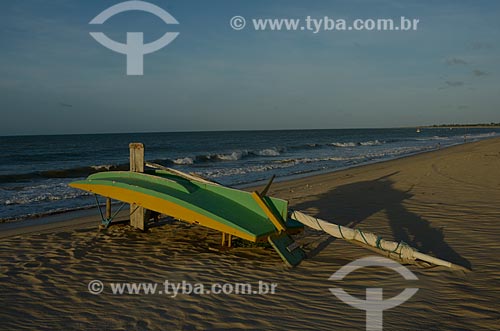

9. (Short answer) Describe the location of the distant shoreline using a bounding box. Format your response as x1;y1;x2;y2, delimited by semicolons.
422;125;500;129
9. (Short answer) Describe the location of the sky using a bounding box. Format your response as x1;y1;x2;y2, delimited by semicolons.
0;0;499;135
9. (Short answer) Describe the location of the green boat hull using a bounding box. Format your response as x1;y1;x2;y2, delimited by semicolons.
70;170;303;242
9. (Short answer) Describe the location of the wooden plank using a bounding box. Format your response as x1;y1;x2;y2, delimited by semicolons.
129;143;146;230
268;232;305;267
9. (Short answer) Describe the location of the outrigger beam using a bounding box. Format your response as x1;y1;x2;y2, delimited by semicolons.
290;210;469;271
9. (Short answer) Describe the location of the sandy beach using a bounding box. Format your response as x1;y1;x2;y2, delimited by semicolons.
1;137;499;330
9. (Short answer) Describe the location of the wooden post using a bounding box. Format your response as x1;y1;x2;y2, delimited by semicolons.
130;143;145;173
105;198;111;219
129;143;147;230
221;233;233;248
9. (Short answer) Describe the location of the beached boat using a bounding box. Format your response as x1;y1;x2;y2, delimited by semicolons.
69;167;306;266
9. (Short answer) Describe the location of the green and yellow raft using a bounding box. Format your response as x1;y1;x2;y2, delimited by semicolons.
70;169;306;266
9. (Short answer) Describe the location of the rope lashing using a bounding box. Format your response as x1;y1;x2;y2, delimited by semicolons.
357;228;370;245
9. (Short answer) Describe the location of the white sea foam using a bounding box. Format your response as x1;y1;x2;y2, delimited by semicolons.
216;150;248;161
173;157;194;165
199;161;297;178
360;140;382;146
254;148;281;156
200;155;368;179
331;140;383;147
330;142;357;147
91;164;114;170
468;132;497;139
2;181;90;206
276;156;361;165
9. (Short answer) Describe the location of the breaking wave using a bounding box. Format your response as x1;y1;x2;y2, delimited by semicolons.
173;157;194;165
180;147;285;164
330;140;383;147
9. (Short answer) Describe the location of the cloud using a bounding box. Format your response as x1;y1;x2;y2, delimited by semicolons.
445;81;464;87
437;81;465;90
472;69;488;77
445;57;468;65
467;41;493;50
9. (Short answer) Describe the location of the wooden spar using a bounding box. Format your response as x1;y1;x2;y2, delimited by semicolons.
251;192;287;232
145;161;221;186
129;143;147;230
260;175;276;196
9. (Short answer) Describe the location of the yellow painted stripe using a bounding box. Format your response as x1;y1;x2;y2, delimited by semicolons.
251;191;286;232
70;183;258;242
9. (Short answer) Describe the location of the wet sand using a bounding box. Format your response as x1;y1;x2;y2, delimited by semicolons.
1;137;499;330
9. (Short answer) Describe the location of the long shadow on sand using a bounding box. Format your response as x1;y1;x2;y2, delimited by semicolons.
293;173;471;269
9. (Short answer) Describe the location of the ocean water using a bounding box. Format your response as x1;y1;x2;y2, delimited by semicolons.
0;128;498;221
